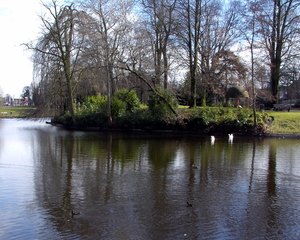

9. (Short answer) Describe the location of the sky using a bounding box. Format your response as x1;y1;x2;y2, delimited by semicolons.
0;0;42;98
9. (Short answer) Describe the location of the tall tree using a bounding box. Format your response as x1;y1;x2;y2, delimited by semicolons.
176;0;202;108
239;0;260;126
176;0;239;107
28;0;86;124
77;0;134;125
211;50;248;96
21;86;32;105
141;0;177;89
258;0;300;102
198;0;240;105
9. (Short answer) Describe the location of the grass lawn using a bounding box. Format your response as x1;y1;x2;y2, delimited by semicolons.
178;106;300;134
0;106;36;118
267;110;300;133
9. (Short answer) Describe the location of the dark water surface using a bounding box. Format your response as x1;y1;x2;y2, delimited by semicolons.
1;119;300;239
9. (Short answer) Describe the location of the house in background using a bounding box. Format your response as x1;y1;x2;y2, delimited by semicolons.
4;94;14;106
14;98;23;106
2;95;31;106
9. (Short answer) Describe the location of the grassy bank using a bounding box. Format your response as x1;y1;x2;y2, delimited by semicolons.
267;110;300;133
54;106;269;134
0;106;36;118
51;107;300;134
2;105;300;134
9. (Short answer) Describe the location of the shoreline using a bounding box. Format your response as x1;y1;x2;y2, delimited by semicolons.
45;121;300;138
1;118;299;138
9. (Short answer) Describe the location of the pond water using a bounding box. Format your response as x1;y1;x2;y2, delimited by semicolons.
1;119;300;239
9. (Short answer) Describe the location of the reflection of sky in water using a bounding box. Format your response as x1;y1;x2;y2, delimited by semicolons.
0;119;44;167
0;119;59;240
276;145;300;177
1;119;300;239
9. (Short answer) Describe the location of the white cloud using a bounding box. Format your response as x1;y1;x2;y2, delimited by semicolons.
0;0;42;97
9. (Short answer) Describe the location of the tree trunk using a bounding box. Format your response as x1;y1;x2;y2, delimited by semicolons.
266;0;295;103
163;48;168;89
270;56;281;103
61;6;76;125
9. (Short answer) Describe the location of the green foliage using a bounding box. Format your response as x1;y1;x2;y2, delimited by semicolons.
86;95;107;106
185;108;216;128
147;88;178;118
55;111;73;126
111;97;126;119
53;95;108;127
183;107;265;133
114;89;141;112
76;95;107;115
75;96;106;126
76;95;107;116
52;89;274;134
77;112;107;127
118;108;149;129
256;111;269;123
55;90;142;126
111;89;141;119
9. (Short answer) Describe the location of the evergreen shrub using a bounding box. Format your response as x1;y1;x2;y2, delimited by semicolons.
147;89;178;118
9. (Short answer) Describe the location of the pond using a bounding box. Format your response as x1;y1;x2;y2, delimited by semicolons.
1;119;300;239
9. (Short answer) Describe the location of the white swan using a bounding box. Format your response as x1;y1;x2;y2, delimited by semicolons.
228;133;233;143
210;136;215;145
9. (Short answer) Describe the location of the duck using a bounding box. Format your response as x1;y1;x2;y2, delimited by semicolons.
71;210;81;216
187;202;193;207
191;164;198;169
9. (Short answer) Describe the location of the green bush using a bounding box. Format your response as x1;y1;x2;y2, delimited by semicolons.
182;107;264;133
76;112;107;127
53;90;269;134
86;95;107;105
111;97;126;119
114;89;141;112
118;108;149;129
147;88;178;118
111;89;141;119
54;111;73;126
53;95;108;127
78;95;107;114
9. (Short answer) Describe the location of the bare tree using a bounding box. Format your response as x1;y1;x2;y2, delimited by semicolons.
27;0;86;124
239;0;261;126
77;0;134;125
258;0;300;103
211;50;248;99
176;0;202;108
280;64;300;101
118;2;180;115
175;0;239;107
141;0;177;89
198;1;241;105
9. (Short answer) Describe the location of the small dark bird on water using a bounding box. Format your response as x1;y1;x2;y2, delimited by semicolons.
187;202;193;207
191;164;197;169
71;210;81;216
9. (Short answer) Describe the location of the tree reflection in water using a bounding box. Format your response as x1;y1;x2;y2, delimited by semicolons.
1;120;300;239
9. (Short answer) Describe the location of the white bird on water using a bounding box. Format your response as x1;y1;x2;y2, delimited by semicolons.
210;136;215;145
228;133;233;142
